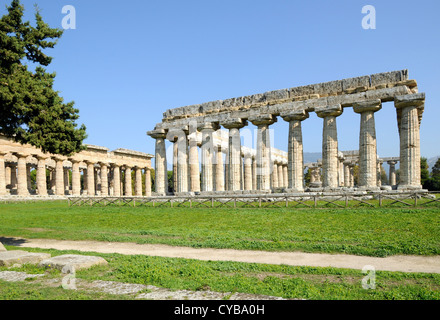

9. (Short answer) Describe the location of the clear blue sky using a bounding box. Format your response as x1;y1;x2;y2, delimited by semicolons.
3;0;440;162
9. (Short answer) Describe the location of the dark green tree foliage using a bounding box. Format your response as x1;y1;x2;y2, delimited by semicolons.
428;158;440;191
421;157;430;188
0;0;87;156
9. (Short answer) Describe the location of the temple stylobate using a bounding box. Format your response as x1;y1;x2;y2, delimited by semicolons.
148;69;425;195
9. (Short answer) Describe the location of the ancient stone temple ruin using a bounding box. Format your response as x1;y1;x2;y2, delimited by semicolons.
0;136;153;197
148;70;424;196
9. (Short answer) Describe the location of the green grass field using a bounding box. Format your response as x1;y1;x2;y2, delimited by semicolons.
1;201;439;300
0;200;439;257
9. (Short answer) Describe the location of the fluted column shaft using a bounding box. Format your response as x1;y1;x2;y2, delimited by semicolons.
34;156;48;196
0;152;7;195
221;119;247;191
388;161;397;186
100;163;109;196
272;162;279;189
200;123;218;192
148;129;168;195
282;110;309;191
86;161;95;196
134;167;142;196
145;168;152;197
124;166;132;196
215;146;225;192
395;93;425;189
353;100;382;189
70;160;81;196
112;165;121;196
249;115;276;191
316;106;343;189
15;153;29;196
188;125;201;193
243;152;253;191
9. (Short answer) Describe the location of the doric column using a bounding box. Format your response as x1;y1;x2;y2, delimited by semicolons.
252;156;257;190
134;166;143;196
172;138;178;192
124;166;132;196
147;129;168;195
214;145;225;192
188;123;201;193
220;118;247;191
243;150;253;191
111;164;121;196
14;153;29;196
272;161;279;189
10;164;17;191
0;152;7;196
85;161;95;196
349;163;355;187
395;93;425;190
316;105;343;189
145;168;152;197
343;161;351;188
100;162;109;196
249;115;276;192
277;161;284;189
64;168;70;195
176;129;189;193
388;160;398;186
283;164;288;189
34;155;48;196
281;110;309;192
353;99;382;189
199;122;218;192
376;159;383;187
69;159;81;196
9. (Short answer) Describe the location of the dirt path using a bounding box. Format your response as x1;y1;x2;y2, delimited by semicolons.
5;237;440;274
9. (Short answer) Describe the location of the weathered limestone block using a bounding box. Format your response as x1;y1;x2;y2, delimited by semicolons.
0;251;51;267
39;254;108;271
370;70;408;87
0;242;6;252
342;76;371;91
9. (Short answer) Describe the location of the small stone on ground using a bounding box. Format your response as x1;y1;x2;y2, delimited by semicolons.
39;254;108;271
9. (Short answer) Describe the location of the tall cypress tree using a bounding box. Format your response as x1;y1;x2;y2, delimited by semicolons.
0;0;87;156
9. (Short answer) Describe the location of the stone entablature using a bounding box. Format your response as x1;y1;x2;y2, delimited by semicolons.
160;70;416;124
148;70;425;195
0;136;153;197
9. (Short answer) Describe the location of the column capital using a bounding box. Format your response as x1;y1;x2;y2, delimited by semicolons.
99;162;109;167
281;110;309;122
68;157;81;163
13;152;29;159
248;114;277;126
315;105;343;118
387;160;398;165
198;122;220;131
220;118;248;129
353;99;382;113
147;128;167;139
0;151;8;157
394;93;425;109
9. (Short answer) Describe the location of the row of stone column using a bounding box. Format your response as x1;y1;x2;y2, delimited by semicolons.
0;153;152;197
150;93;424;194
309;158;399;188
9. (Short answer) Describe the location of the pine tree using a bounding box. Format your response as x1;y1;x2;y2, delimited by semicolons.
0;0;87;156
421;157;430;188
430;158;440;191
